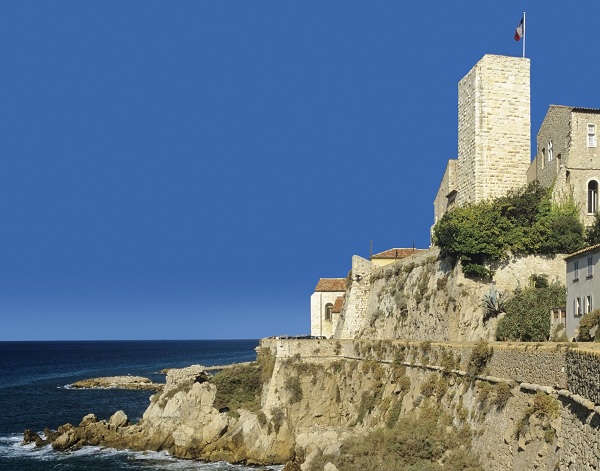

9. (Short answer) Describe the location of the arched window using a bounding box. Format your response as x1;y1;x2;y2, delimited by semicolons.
588;180;598;214
548;140;553;161
324;303;333;322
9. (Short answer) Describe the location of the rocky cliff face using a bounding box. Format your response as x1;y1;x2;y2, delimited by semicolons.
336;247;566;342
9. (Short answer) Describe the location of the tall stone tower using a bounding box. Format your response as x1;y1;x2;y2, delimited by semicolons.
457;54;530;205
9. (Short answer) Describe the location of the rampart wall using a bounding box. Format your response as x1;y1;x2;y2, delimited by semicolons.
260;338;600;469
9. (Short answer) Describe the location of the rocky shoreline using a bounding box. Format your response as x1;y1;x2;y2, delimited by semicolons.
25;363;296;466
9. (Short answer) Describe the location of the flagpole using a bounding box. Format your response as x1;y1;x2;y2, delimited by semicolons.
523;11;526;58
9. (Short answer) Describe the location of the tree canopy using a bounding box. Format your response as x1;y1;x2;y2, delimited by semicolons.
432;182;585;278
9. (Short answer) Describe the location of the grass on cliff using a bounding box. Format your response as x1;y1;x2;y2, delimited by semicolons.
211;348;275;413
308;404;482;471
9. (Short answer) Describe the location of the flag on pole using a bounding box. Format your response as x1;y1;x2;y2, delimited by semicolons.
514;17;524;41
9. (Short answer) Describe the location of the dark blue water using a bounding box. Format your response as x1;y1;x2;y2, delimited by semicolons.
0;340;280;471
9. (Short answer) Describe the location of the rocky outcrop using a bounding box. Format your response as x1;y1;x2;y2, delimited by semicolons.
38;364;295;465
69;376;161;391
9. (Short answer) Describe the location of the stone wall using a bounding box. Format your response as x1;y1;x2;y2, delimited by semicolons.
457;54;530;206
433;159;457;227
566;347;600;404
337;246;566;343
260;337;600;470
334;256;373;339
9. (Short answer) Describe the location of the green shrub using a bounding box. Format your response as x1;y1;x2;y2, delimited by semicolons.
433;182;585;278
467;341;493;378
270;407;285;434
496;283;566;342
576;309;600;341
285;377;303;403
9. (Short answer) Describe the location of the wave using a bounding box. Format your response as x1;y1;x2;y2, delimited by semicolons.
0;433;283;470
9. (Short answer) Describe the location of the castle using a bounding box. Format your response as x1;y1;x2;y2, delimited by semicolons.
311;53;600;338
435;54;600;227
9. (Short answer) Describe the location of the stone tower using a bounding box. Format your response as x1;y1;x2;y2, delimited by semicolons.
456;54;531;205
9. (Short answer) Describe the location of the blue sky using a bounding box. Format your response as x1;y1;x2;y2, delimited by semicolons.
1;1;598;340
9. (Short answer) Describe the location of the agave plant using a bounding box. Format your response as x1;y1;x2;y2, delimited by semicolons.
482;284;508;321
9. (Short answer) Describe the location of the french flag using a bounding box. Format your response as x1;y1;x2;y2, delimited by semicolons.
514;17;524;41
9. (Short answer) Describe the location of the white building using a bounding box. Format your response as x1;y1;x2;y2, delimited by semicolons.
565;243;600;339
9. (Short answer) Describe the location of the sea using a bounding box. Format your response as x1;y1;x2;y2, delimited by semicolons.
0;340;282;471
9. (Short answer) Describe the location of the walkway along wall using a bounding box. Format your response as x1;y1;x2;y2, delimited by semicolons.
260;338;600;470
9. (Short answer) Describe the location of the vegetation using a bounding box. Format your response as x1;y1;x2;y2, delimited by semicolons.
433;182;585;278
212;363;263;412
467;341;493;378
309;405;482;471
516;391;560;442
586;213;600;245
576;309;600;341
496;282;566;341
481;284;508;321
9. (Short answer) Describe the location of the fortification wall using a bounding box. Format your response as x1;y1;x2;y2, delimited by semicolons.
260;338;600;470
336;247;566;343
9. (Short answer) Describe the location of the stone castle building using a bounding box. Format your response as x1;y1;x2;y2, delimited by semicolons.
527;105;600;227
434;54;600;229
311;53;600;339
434;54;531;224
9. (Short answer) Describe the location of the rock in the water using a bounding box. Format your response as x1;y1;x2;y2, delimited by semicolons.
109;410;129;430
22;429;41;445
70;376;161;391
79;413;98;427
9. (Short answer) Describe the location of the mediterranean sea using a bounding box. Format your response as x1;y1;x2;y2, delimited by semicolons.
0;340;281;471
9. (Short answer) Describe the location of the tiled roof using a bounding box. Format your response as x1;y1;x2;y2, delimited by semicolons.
314;278;346;292
549;104;600;114
332;296;345;313
565;243;600;260
371;248;427;259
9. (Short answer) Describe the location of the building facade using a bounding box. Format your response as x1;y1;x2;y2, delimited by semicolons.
310;278;346;338
527;105;600;227
565;244;600;339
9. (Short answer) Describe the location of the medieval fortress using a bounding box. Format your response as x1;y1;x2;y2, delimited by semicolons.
312;53;600;339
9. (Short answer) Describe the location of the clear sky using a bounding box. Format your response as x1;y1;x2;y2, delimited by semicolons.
1;1;598;340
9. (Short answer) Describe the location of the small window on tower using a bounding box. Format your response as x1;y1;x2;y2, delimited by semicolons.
588;181;598;214
588;124;597;148
548;140;553;161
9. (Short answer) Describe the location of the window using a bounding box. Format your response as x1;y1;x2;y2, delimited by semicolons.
324;303;333;322
588;256;594;278
586;295;593;314
575;297;582;316
548;140;553;161
574;261;580;281
588;124;597;148
588;181;598;214
541;148;546;169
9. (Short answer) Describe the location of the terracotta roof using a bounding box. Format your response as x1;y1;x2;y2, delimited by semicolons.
371;248;427;259
314;278;346;292
549;104;600;114
565;243;600;260
332;296;345;313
